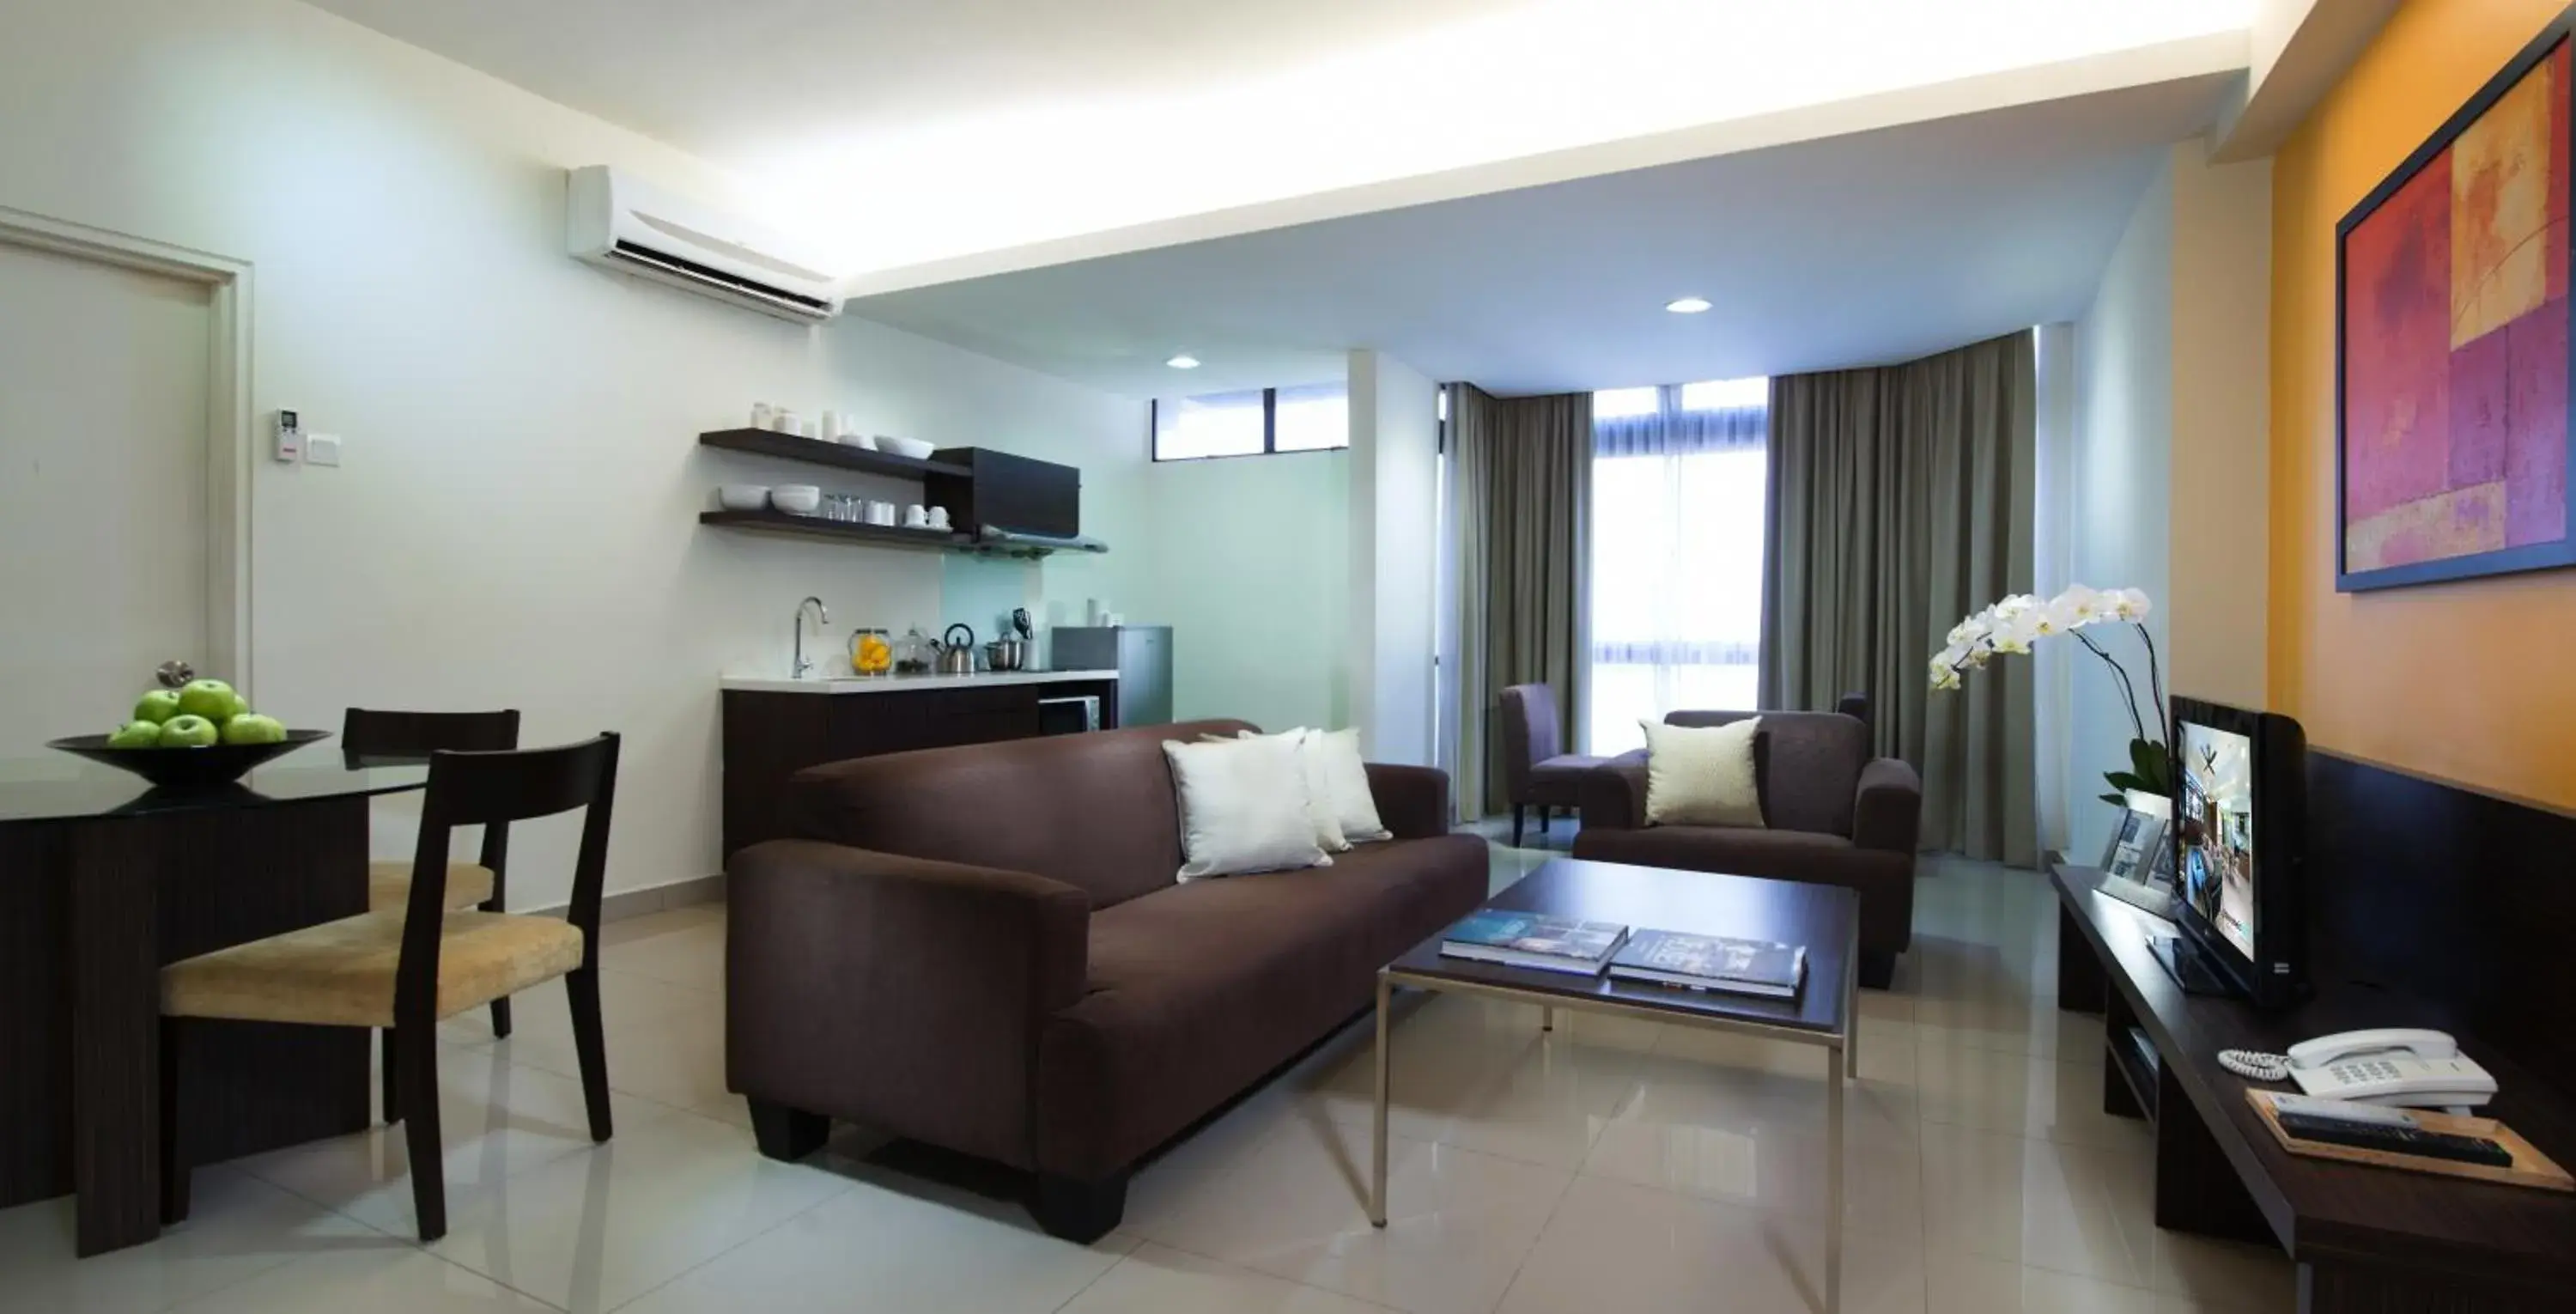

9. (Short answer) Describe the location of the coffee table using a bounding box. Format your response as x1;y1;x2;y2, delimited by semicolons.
1371;857;1862;1311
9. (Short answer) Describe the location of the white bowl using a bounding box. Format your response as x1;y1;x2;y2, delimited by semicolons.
878;436;935;460
717;484;770;511
768;484;823;514
838;433;878;450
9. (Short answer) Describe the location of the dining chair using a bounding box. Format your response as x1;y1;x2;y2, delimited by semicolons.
343;708;519;1055
158;732;621;1242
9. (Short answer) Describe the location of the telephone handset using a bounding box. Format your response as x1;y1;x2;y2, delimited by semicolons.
2284;1029;2497;1109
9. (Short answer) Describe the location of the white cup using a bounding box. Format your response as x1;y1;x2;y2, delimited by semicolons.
772;409;801;435
927;506;951;530
821;410;844;441
751;403;775;430
903;504;929;528
866;501;896;526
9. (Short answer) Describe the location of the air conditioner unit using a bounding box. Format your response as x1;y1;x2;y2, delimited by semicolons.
566;166;842;323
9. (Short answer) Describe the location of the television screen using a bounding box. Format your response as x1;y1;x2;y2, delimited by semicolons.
2177;721;2257;960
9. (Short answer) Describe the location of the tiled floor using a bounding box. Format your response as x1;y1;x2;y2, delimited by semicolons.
0;832;2298;1313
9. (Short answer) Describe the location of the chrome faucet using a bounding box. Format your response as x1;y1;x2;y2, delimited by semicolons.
793;596;829;679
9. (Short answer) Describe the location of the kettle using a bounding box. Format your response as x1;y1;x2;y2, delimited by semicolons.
938;623;977;676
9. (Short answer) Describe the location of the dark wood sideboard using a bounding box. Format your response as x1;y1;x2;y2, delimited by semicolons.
2050;748;2576;1312
720;678;1118;860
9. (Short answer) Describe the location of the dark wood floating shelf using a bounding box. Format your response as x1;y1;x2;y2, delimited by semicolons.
700;428;973;481
698;509;964;551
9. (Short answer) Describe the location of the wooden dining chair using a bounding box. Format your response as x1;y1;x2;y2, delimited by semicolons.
343;708;519;1050
158;732;621;1242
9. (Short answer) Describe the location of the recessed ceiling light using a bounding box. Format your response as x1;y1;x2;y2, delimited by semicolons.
1166;354;1201;368
1665;296;1712;314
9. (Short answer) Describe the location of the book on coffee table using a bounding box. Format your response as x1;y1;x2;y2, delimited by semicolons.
1608;929;1807;997
1439;911;1630;976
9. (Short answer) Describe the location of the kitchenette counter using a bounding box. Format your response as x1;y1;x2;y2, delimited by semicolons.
720;669;1119;695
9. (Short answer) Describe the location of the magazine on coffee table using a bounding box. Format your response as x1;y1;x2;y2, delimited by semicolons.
1608;929;1807;997
1439;911;1630;976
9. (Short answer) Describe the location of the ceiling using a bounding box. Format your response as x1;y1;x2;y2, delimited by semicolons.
306;0;2255;282
304;0;1511;166
844;73;2239;398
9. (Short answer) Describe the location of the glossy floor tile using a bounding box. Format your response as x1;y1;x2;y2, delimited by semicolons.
0;858;2300;1313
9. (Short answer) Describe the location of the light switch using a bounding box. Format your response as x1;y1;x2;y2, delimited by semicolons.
307;433;343;467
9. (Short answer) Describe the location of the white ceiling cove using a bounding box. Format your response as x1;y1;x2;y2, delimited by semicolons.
843;74;2238;398
305;0;2254;282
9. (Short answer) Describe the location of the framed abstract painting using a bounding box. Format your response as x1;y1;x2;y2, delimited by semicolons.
2338;11;2576;592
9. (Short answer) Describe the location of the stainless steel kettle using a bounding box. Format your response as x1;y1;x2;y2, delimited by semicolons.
938;623;977;676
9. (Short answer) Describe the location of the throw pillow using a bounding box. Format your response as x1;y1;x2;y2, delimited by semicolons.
1642;717;1766;828
1163;734;1333;880
1306;727;1394;843
1218;727;1350;852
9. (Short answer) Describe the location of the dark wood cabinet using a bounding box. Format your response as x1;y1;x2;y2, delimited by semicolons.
721;679;1117;859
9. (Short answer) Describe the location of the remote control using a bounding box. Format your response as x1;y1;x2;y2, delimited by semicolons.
2276;1111;2513;1167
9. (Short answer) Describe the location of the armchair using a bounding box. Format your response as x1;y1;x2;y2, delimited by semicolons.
1572;697;1921;988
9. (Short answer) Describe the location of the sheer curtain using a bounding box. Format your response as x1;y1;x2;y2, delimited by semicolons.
1587;380;1768;753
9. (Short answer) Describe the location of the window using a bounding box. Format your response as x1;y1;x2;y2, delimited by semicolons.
1152;382;1349;459
1587;378;1768;754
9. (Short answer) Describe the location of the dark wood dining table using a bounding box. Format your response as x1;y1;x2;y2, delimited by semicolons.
0;748;428;1255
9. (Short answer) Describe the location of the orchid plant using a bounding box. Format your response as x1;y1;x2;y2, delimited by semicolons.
1931;585;2171;806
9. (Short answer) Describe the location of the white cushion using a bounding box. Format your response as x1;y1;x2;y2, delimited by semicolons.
1642;717;1766;828
1306;727;1392;843
1212;727;1349;851
1163;734;1333;881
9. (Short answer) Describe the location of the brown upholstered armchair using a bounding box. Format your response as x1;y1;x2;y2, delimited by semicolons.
1499;683;1607;846
1571;696;1921;988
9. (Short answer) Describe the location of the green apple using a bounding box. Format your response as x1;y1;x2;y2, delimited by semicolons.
176;679;237;721
156;714;219;748
221;713;287;745
107;721;163;749
133;689;184;724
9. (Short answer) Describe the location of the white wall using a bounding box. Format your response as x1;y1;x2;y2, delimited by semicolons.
2031;321;2080;855
1;0;1147;908
1346;351;1440;764
2062;138;2273;863
2069;155;2174;863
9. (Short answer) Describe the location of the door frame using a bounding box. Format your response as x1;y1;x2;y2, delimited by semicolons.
0;206;255;690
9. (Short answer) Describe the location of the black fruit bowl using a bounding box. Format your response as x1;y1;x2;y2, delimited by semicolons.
46;728;331;789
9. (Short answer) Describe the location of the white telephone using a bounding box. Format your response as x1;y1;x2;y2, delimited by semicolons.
2284;1029;2497;1110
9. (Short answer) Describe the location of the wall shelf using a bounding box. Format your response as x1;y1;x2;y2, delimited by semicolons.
699;428;973;481
698;509;963;551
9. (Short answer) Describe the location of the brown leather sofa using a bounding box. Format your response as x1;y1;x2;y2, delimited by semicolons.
725;720;1487;1241
1572;701;1921;988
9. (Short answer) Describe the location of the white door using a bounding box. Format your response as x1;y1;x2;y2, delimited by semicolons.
0;238;213;742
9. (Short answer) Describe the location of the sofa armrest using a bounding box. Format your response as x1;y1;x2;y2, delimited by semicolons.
724;839;1089;1159
1852;757;1923;854
1365;763;1452;840
1580;750;1650;830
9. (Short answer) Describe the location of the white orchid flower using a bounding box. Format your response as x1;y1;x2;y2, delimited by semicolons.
2057;584;2108;628
2111;587;2152;621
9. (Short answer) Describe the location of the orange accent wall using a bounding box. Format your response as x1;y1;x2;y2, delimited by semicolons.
2271;0;2576;808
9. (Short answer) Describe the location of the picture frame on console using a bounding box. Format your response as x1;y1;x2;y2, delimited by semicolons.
2336;9;2576;592
2099;790;2168;885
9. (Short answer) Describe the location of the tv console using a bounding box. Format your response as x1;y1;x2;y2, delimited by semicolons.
2051;861;2575;1312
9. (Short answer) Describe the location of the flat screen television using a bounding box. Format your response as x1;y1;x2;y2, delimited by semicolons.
2156;697;2308;1008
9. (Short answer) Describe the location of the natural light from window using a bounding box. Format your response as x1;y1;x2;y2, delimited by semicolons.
1588;377;1768;753
1153;383;1350;459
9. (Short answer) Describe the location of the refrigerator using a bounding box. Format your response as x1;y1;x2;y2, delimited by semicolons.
1050;625;1171;727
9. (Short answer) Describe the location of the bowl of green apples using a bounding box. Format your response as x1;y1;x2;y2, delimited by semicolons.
47;678;326;788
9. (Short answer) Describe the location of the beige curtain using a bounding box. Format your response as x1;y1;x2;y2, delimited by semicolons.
1451;385;1592;819
1760;332;2036;864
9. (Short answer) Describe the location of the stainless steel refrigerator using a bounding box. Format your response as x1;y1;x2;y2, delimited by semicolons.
1050;625;1171;727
